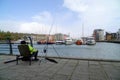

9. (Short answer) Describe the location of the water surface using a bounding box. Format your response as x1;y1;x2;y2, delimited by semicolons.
0;42;120;60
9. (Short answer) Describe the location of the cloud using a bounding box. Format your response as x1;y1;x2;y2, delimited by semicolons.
1;1;120;38
19;22;44;34
32;11;53;24
63;0;89;12
0;20;21;32
0;11;67;36
63;0;120;34
0;11;57;34
19;22;62;34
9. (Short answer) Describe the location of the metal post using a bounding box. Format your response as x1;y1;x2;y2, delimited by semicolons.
7;38;13;55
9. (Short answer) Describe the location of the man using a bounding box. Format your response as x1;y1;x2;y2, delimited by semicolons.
20;40;39;61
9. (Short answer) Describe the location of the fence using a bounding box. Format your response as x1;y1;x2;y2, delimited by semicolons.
0;38;18;55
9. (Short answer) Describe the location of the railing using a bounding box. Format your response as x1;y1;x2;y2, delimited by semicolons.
0;38;19;55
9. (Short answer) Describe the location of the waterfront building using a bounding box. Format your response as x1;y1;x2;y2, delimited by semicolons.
106;32;112;40
54;33;68;41
30;34;55;41
35;34;47;41
106;32;117;41
93;29;104;41
116;29;120;40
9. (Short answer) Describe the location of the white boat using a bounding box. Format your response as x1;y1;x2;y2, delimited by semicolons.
65;37;73;45
14;39;23;43
86;37;96;45
14;39;30;44
55;40;65;45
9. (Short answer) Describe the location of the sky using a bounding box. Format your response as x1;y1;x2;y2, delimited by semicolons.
0;0;120;38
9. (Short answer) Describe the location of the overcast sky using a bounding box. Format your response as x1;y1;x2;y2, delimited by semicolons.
0;0;120;38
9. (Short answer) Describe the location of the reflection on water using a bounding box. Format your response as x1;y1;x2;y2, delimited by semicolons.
0;42;120;60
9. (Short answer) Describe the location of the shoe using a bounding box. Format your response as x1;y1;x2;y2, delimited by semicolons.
34;59;39;61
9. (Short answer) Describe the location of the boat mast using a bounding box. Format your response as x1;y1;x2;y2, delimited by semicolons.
82;23;84;37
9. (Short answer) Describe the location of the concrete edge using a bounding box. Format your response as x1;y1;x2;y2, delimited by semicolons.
0;54;120;62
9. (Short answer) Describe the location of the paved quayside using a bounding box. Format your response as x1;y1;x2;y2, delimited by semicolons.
0;55;120;80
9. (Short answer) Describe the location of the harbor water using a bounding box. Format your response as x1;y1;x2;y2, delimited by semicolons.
0;42;120;61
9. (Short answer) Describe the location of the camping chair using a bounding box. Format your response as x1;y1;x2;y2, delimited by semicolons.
17;45;33;65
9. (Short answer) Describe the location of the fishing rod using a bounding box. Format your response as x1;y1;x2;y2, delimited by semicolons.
42;22;60;63
44;22;54;51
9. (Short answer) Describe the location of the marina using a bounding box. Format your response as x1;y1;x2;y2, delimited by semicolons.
0;30;120;80
0;42;120;61
1;0;120;80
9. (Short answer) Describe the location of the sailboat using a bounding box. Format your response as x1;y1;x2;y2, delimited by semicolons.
75;23;85;45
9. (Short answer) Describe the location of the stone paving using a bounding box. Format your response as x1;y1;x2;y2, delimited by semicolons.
0;55;120;80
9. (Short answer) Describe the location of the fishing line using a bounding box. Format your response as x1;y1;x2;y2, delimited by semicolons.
52;45;60;57
40;20;61;63
43;21;54;56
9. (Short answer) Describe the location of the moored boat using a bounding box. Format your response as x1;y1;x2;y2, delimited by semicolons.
55;40;65;45
75;40;82;45
65;37;73;45
37;40;55;45
37;40;46;44
86;37;96;45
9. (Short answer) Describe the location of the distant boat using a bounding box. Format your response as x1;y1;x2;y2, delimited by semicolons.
14;39;30;44
81;37;88;45
86;37;96;45
46;41;55;44
37;40;55;45
14;39;23;43
75;40;82;45
37;39;45;44
55;40;65;45
65;37;73;45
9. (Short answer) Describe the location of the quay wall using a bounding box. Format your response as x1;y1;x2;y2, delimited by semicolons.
1;54;120;62
96;40;120;43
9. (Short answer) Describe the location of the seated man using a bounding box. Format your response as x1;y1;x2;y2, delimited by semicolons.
20;40;39;61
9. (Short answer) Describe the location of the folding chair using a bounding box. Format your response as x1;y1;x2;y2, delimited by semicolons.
17;45;33;65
